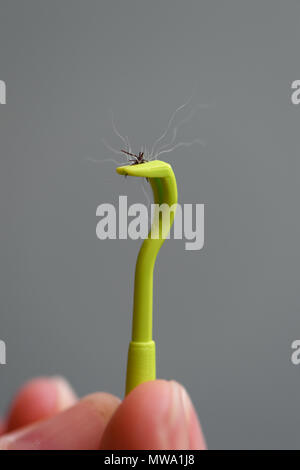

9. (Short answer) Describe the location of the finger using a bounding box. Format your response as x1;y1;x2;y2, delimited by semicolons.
0;392;120;450
0;419;6;436
100;380;206;450
6;376;77;432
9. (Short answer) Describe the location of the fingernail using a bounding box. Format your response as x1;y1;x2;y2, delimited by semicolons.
160;381;206;449
1;393;120;450
176;383;206;450
161;381;191;449
49;376;77;410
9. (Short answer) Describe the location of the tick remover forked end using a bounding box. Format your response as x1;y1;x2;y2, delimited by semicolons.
116;160;178;395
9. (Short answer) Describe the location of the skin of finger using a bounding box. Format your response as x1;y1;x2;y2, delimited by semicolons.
5;377;77;432
0;393;121;450
0;419;6;436
100;380;206;450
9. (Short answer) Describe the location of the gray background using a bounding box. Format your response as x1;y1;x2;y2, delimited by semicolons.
0;0;299;450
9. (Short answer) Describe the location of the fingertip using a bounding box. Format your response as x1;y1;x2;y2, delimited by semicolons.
0;419;6;436
6;376;77;432
100;380;206;450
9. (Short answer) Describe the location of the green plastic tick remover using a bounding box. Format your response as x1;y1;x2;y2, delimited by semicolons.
116;161;178;395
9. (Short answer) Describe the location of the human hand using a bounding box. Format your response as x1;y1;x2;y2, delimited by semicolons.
0;377;206;450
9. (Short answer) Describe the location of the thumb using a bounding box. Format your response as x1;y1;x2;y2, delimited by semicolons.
100;380;206;450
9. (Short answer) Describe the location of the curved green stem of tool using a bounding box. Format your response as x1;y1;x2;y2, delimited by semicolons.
116;161;178;394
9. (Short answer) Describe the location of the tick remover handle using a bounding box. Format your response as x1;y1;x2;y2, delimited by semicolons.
125;340;156;395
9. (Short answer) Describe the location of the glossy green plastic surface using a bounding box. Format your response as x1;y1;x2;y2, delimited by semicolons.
116;161;178;395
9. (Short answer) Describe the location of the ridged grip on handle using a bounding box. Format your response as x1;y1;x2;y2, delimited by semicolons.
125;341;156;395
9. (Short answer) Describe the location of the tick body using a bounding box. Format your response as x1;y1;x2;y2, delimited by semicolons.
121;149;148;165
